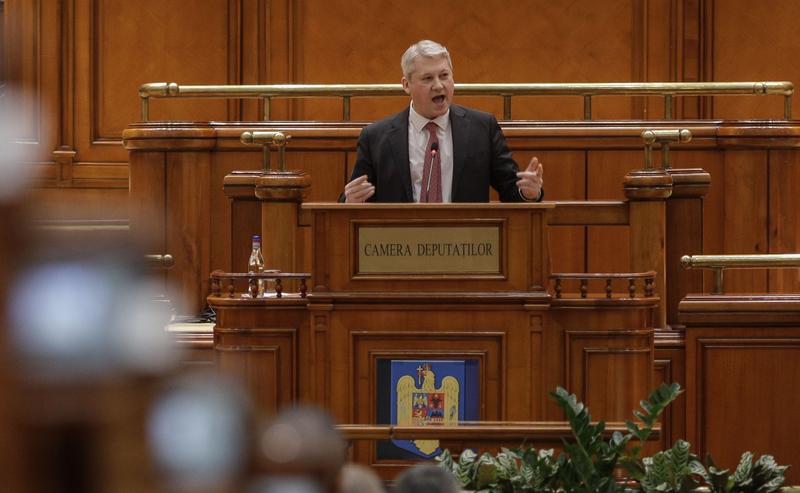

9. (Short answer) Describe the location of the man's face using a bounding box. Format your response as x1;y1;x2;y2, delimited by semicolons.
402;55;454;119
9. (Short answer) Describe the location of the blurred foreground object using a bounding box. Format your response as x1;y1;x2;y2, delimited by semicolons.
4;236;254;492
394;464;460;493
6;244;179;492
9;253;177;382
339;463;385;493
0;83;36;493
149;372;251;492
253;406;348;493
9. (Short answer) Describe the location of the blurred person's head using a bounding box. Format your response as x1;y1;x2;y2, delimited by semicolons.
8;246;177;382
393;463;459;493
339;463;385;493
149;371;251;491
256;406;347;492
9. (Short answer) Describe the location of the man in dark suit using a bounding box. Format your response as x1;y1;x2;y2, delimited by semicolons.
343;39;543;203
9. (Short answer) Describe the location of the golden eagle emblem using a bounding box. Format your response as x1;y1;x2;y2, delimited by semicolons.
396;363;459;455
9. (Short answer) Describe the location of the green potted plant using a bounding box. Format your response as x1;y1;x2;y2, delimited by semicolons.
436;383;791;493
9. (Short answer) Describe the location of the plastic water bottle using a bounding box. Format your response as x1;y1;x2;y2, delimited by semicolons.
248;235;265;297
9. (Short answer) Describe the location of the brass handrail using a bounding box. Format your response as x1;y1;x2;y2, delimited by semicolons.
145;254;174;270
335;421;654;441
240;131;290;171
138;81;794;122
641;128;692;169
681;254;800;294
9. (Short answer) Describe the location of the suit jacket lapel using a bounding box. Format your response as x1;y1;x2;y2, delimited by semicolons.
450;105;469;199
387;109;412;202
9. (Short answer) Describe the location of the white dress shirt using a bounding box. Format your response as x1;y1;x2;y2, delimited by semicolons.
408;104;453;202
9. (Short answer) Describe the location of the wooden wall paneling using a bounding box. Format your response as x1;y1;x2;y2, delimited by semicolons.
641;0;674;120
70;161;128;188
264;0;293;118
285;151;347;202
565;330;653;422
710;0;800;120
639;0;701;119
212;151;264;275
587;151;637;275
77;0;234;165
544;304;655;420
166;151;211;316
631;0;647;119
720;150;768;293
654;329;686;454
128;150;165;255
642;0;708;119
57;0;76;178
0;0;4;82
308;308;332;405
216;0;241;121
670;150;722;299
287;149;350;272
31;162;59;183
767;150;800;292
540;310;567;421
548;227;586;276
665;201;700;323
0;198;28;493
681;296;800;484
260;200;300;275
292;0;646;121
662;151;713;325
298;222;311;275
629;198;668;328
528;150;586;274
690;334;800;483
30;186;129;221
228;195;261;274
5;0;62;163
212;301;310;414
345;148;357;189
27;197;131;257
528;312;546;420
239;0;284;120
700;0;715;118
237;0;256;120
216;328;298;415
694;151;724;292
127;149;167;301
680;0;704;119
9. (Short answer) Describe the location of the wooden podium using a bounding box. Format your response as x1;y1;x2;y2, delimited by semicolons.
303;203;552;420
213;202;653;474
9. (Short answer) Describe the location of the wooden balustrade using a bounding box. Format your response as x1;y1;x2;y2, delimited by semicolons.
210;270;310;299
551;271;656;299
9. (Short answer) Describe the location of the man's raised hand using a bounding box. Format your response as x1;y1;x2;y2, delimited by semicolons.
516;157;544;201
344;174;376;203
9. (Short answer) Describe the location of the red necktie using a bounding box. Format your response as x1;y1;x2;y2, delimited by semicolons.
420;121;442;203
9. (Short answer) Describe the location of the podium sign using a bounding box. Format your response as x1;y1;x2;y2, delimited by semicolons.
303;203;553;292
357;224;501;275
